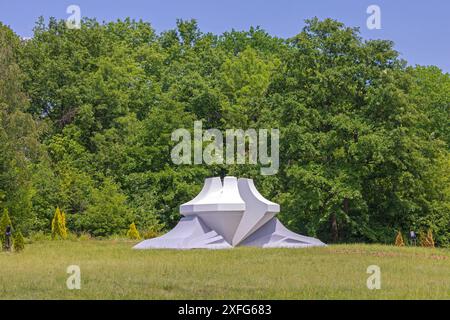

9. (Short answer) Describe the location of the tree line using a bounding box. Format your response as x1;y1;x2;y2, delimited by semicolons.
0;17;449;244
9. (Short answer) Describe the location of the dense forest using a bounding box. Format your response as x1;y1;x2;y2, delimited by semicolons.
0;17;449;245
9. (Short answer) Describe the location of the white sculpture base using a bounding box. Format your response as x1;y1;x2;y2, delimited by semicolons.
134;216;232;250
134;216;325;249
134;177;326;250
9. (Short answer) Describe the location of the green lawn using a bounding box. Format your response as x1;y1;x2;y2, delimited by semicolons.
0;240;449;299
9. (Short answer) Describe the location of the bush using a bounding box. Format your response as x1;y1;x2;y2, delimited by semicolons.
75;179;132;237
142;225;163;239
77;232;91;241
61;211;68;239
29;231;52;242
13;231;25;252
420;229;435;247
394;231;405;247
51;207;67;239
126;223;141;240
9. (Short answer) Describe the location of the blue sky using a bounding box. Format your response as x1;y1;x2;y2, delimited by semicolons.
1;0;449;72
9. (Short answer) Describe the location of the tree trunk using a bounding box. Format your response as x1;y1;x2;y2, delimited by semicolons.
330;212;338;242
343;198;349;215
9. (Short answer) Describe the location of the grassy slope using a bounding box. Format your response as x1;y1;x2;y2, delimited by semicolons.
0;240;449;299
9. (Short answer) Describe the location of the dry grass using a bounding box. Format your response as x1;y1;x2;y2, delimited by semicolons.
0;240;449;299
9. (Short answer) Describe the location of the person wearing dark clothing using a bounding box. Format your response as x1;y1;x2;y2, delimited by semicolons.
4;226;12;251
409;230;417;246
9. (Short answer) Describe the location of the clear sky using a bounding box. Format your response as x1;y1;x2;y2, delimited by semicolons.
1;0;449;72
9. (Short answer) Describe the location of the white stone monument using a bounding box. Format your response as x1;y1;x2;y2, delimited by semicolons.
134;177;326;249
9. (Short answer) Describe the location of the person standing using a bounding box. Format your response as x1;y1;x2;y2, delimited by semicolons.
4;225;12;251
409;230;417;246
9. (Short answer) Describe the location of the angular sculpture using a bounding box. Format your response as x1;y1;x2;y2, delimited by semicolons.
134;177;326;249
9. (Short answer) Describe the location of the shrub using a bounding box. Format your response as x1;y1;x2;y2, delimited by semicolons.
60;211;68;239
13;231;25;252
29;231;51;242
75;179;132;237
394;231;405;246
51;207;59;238
142;225;163;239
51;207;67;240
420;229;435;247
126;223;141;240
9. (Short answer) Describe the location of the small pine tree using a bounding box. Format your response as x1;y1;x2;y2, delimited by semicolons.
51;207;60;239
51;207;67;240
0;209;13;250
394;231;405;247
420;229;435;248
60;211;68;239
127;223;141;240
13;231;25;252
426;229;435;248
419;231;426;247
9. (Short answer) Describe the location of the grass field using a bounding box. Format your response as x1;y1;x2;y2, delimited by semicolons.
0;240;449;299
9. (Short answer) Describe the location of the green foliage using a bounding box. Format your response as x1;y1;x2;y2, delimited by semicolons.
28;231;52;242
408;66;450;145
75;179;132;237
60;211;68;239
141;223;163;239
0;208;12;231
126;222;141;240
0;23;41;232
0;17;446;245
13;231;25;252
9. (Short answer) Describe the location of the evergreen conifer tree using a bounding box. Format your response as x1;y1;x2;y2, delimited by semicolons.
13;231;25;252
394;231;405;247
51;207;67;239
127;222;141;240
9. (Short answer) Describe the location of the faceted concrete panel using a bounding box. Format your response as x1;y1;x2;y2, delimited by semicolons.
134;176;326;249
232;178;279;246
